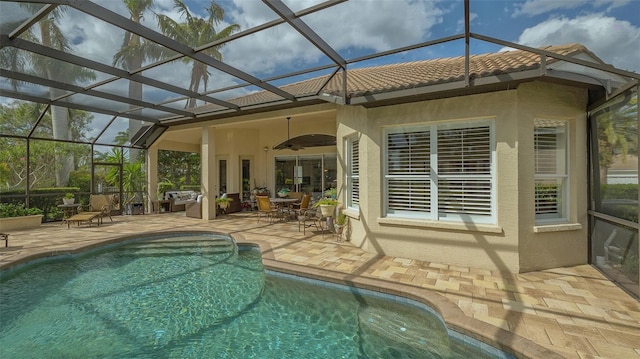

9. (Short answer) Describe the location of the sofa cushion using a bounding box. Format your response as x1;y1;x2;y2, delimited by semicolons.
165;190;199;206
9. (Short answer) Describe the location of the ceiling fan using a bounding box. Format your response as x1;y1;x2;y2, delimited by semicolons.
278;117;304;151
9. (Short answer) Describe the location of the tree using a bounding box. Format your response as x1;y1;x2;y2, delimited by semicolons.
0;102;92;190
101;147;147;206
596;94;638;184
113;0;164;151
158;150;200;188
9;5;96;186
156;0;240;108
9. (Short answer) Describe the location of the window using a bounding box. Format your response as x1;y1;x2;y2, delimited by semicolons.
383;120;495;223
346;135;360;210
534;119;568;222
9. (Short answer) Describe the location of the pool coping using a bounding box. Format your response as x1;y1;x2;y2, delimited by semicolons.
0;230;563;359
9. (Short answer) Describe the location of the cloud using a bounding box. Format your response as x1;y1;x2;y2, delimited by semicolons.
510;14;640;72
513;0;631;17
456;12;478;33
223;0;444;75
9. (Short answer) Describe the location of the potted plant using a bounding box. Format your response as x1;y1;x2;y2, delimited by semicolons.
314;198;338;217
156;181;174;201
324;187;337;199
0;203;44;231
334;211;348;235
215;196;234;210
277;187;291;198
63;193;75;205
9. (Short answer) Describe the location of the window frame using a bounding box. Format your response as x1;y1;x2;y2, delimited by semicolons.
534;119;569;224
383;119;496;224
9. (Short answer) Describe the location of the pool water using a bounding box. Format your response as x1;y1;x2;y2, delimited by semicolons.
0;234;509;358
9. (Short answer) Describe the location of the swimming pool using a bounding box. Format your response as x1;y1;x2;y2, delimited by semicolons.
0;233;513;358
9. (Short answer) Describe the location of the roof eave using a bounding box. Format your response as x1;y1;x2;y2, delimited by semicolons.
348;69;617;108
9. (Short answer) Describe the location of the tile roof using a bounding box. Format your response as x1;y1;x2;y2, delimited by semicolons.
204;43;595;112
319;43;594;97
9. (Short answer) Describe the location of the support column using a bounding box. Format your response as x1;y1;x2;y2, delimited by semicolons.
201;126;217;220
147;144;158;214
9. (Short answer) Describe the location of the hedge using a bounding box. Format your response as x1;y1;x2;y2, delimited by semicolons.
601;184;638;200
1;187;81;222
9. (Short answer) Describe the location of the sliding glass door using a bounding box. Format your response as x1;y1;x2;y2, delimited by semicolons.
275;154;336;200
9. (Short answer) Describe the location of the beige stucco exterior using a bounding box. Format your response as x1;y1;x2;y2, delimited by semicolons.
149;81;589;273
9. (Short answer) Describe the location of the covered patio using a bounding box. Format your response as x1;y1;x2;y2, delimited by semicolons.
1;213;639;358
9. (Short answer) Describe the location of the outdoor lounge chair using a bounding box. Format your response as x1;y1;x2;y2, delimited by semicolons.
86;194;114;223
64;211;101;228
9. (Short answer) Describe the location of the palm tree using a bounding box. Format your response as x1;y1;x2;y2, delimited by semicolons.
113;0;165;159
16;5;95;186
596;95;638;184
113;0;164;104
156;0;240;108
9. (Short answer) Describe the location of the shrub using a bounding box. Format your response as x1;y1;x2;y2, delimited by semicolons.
0;203;43;218
601;184;637;199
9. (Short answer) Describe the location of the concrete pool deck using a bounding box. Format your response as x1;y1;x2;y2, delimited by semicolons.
1;212;638;358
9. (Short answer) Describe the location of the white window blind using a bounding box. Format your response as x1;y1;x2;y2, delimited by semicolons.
534;119;568;222
386;130;431;215
437;126;492;218
384;121;494;223
346;136;360;209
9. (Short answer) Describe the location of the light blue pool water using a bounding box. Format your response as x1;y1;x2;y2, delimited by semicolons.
0;233;513;358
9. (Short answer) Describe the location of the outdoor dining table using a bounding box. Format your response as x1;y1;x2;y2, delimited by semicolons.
269;198;300;219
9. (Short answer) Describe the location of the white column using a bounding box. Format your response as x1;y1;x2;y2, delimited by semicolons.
147;144;158;214
201;126;217;220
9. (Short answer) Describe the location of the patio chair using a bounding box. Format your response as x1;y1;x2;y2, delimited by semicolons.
288;192;303;201
297;207;323;235
256;196;279;223
292;193;311;215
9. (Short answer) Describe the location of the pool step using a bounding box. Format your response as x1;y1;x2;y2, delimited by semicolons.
119;239;235;256
358;305;452;358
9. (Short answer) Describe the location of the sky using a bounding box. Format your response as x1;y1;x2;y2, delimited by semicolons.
1;0;639;110
53;0;640;76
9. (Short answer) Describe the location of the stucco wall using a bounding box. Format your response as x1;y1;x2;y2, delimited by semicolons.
337;81;589;273
516;82;589;272
158;105;337;196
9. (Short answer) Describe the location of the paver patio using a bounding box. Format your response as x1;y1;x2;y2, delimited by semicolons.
1;212;638;358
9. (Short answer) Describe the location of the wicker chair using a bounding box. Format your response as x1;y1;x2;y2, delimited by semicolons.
86;194;114;224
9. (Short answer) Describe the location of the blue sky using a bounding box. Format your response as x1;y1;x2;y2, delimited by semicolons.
2;0;639;106
167;0;640;76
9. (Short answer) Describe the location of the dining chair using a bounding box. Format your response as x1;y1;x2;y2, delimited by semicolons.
256;196;278;223
292;194;311;215
297;206;323;235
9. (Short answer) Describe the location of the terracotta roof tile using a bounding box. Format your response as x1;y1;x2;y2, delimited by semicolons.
199;43;591;113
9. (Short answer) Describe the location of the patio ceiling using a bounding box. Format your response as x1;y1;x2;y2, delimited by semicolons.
1;0;638;148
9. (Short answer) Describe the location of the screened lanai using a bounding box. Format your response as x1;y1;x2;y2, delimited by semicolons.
1;0;639;296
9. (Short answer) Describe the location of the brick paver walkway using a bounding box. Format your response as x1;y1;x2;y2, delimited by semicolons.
1;212;639;358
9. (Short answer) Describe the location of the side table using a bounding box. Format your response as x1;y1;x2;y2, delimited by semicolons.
153;200;171;213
